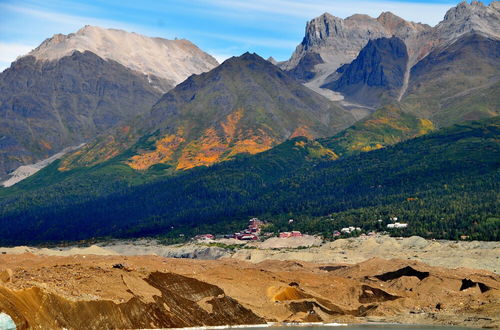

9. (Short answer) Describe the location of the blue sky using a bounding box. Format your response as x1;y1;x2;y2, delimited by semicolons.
0;0;492;70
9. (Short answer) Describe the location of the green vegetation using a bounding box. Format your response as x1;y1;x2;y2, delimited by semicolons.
320;104;434;157
0;117;498;245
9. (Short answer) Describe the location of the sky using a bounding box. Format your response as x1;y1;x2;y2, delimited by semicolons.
0;0;493;71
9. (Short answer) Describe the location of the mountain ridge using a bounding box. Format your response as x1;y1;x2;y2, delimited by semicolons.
0;25;221;182
283;0;499;108
59;52;356;171
27;25;219;91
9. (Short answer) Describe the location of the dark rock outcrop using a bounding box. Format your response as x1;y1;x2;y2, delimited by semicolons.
285;52;324;82
322;37;408;106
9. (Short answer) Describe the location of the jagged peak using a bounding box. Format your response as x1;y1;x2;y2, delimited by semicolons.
345;13;374;21
378;11;399;19
316;12;336;20
377;11;407;24
443;0;489;21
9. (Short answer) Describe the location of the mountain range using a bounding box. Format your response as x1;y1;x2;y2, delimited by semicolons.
0;26;218;181
283;1;499;116
0;1;498;244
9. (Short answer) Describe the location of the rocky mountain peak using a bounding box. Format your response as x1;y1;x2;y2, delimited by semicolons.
67;52;354;172
283;1;499;100
436;1;500;42
282;11;424;83
377;11;430;34
443;1;487;21
27;26;219;90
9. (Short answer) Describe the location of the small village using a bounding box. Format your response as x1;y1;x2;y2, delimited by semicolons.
193;216;409;243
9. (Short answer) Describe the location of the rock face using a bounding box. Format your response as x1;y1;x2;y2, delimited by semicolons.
282;11;428;83
28;25;219;91
284;1;500;111
0;51;162;179
322;37;408;106
433;1;500;45
60;52;355;171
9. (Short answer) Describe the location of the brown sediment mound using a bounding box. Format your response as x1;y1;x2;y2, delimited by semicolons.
268;285;309;301
0;254;498;329
0;269;13;283
0;269;263;329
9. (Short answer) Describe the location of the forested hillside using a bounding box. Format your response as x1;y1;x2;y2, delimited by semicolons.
0;118;498;245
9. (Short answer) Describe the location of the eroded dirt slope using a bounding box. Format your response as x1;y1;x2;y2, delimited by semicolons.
0;254;498;329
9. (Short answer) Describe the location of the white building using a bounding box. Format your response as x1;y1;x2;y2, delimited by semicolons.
387;222;408;229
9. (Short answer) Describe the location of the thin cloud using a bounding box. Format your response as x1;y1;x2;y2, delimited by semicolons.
196;31;298;49
0;42;36;70
0;3;166;37
196;0;453;26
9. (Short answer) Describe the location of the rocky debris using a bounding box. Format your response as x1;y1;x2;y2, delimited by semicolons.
230;235;500;273
107;242;232;260
0;267;264;329
0;244;118;256
2;235;498;274
0;254;498;328
1;144;84;187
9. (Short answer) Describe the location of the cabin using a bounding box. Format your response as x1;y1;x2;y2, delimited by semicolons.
387;222;408;229
279;232;292;238
291;231;302;237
